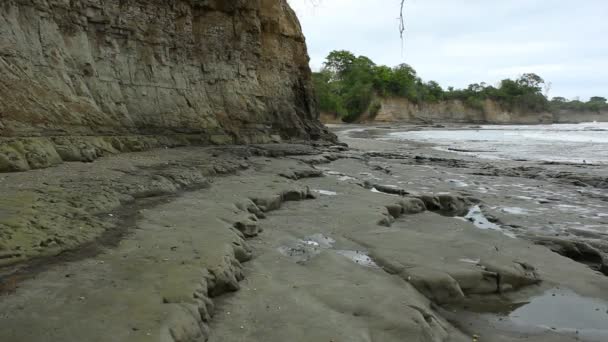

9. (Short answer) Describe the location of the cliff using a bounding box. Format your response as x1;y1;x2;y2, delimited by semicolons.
323;97;608;125
0;0;333;172
370;98;554;124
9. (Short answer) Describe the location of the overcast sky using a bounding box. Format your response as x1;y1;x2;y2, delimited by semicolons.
290;0;608;100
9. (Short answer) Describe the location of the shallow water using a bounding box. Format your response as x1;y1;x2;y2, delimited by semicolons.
460;205;517;238
336;250;379;268
509;288;608;340
278;234;377;268
313;189;338;196
386;122;608;164
500;207;529;215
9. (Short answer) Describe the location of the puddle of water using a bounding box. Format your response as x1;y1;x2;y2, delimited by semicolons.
557;204;592;214
278;234;335;263
303;233;336;248
459;258;481;264
461;205;517;238
359;172;382;181
509;288;608;340
279;234;378;269
370;187;400;196
336;250;379;268
571;225;608;236
338;175;356;181
323;171;357;181
277;244;320;262
501;207;529;215
447;179;468;187
313;189;337;196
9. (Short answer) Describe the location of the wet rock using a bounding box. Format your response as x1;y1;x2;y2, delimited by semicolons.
418;195;442;211
374;184;408;196
482;261;541;292
399;197;427;214
436;193;470;216
234;220;260;238
0;144;30;172
236;200;266;219
385;204;403;219
449;268;499;295
530;236;608;275
279;169;324;180
163;303;209;342
378;209;396;227
404;267;465;304
281;189;308;202
252;195;283;212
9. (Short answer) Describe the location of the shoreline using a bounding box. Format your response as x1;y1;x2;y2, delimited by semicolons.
1;128;607;341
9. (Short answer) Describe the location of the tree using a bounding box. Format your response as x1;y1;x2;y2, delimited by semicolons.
387;63;417;99
425;81;444;102
589;96;607;104
516;73;544;93
312;50;569;122
551;96;567;103
323;50;356;77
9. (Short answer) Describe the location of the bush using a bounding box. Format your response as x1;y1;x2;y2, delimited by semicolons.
368;101;382;118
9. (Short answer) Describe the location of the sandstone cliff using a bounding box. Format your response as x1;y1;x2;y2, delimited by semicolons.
0;0;333;172
323;97;608;125
370;98;553;124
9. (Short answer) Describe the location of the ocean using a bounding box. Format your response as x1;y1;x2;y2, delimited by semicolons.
387;122;608;164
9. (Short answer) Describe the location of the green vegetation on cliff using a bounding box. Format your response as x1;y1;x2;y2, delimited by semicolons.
550;96;608;112
313;50;605;121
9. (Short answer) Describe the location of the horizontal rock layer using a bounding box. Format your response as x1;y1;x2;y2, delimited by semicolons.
325;97;608;124
0;0;334;172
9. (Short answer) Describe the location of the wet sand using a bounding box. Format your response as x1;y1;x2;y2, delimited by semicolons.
1;126;607;341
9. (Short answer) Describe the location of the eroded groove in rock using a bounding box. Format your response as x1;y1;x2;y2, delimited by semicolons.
529;236;608;276
161;186;316;342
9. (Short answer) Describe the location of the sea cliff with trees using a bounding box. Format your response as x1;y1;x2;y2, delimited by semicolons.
314;50;608;124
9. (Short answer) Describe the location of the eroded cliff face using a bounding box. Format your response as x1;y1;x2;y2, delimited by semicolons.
362;98;555;124
0;0;333;172
334;97;608;125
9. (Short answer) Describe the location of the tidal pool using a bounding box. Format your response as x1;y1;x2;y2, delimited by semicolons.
509;288;608;341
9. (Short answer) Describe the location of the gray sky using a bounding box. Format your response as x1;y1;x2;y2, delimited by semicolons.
290;0;608;100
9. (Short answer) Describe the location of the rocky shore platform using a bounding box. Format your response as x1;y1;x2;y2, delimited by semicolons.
1;126;607;341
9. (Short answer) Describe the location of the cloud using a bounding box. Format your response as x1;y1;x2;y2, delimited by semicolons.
290;0;608;100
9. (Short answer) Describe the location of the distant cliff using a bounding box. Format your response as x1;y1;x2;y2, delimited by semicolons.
0;0;333;172
321;97;608;125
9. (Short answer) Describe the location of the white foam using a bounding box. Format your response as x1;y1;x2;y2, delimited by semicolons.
314;189;337;196
501;207;529;215
386;123;608;164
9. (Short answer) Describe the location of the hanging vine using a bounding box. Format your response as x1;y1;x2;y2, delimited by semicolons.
399;0;406;40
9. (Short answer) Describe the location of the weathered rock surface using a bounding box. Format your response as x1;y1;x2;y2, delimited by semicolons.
0;0;333;172
3;128;608;341
326;96;608;124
